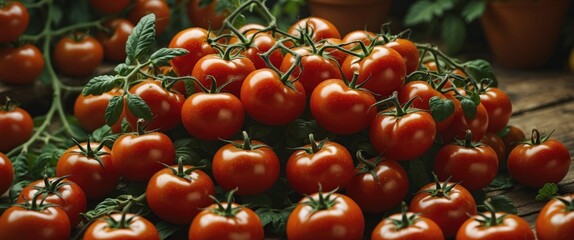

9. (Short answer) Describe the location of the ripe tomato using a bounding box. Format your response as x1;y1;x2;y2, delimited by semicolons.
320;37;347;66
280;47;342;95
169;27;215;76
111;130;175;182
90;0;131;14
98;18;134;62
187;0;227;29
310;79;377;135
0;44;44;85
83;213;160;240
56;141;119;200
457;207;534;240
0;1;29;43
385;38;420;74
442;97;489;143
212;133;280;195
191;54;256;97
536;194;574;240
424;61;467;78
53;33;104;78
0;203;71;240
501;125;526;158
128;0;170;34
229;30;284;69
409;180;477;238
17;177;87;227
345;155;409;214
480;132;506;167
507;129;571;188
433;130;499;191
240;68;306;126
342;30;378;50
189;200;264;240
181;91;244;141
0;152;14;195
287;17;341;46
286;136;354;195
74;88;123;132
371;206;444;240
479;87;512;133
287;191;365;240
126;80;185;132
146;164;215;225
398;80;455;132
0;103;34;152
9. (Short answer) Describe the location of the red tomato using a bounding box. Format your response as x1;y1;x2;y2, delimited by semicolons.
371;207;444;240
385;38;420;74
287;191;365;240
480;132;506;167
128;0;170;34
53;34;104;78
169;27;215;76
0;103;34;152
342;30;378;50
74;88;123;132
17;177;87;227
286;136;354;195
229;31;284;69
0;44;44;85
240;68;306;126
507;129;571;188
320;38;347;66
442;98;489;143
0;204;71;240
83;213;160;240
189;201;264;240
126;80;185;132
56;141;119;200
187;0;227;30
212;134;280;195
457;211;534;240
90;0;131;14
310;79;377;135
280;47;342;95
287;17;341;46
111;131;175;182
98;18;134;62
502;125;526;158
398;80;455;132
0;1;29;43
345;155;409;214
409;180;477;238
192;54;256;97
536;194;574;240
0;152;14;195
146;164;215;225
181;92;244;141
479;87;512;133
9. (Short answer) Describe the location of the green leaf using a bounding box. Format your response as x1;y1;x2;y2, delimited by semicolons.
173;138;201;164
126;13;156;64
199;0;214;7
105;96;125;126
464;59;498;87
462;0;486;22
429;96;455;121
51;6;64;26
486;175;514;191
150;48;189;66
114;63;130;75
82;197;123;220
255;207;293;237
441;14;466;54
404;0;456;26
9;180;32;201
82;75;121;96
156;221;182;240
126;94;153;121
92;125;113;142
11;154;29;180
460;97;477;119
68;0;89;24
536;183;559;201
489;195;517;214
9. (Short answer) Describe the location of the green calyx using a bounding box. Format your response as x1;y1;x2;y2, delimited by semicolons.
453;129;484;148
103;212;136;229
291;133;327;154
373;91;423;117
224;131;268;151
355;151;384;189
71;137;109;169
0;96;17;112
556;197;574;212
302;186;339;212
162;157;205;182
33;174;71;203
423;173;459;198
476;198;507;227
209;188;242;218
390;202;420;230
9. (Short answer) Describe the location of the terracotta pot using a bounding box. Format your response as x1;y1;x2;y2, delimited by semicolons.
480;0;570;69
307;0;393;36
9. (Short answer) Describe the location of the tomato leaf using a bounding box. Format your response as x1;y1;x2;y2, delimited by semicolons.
464;59;498;87
489;195;517;214
126;94;153;121
404;0;455;26
114;63;131;75
125;13;156;64
82;75;121;96
173;138;202;165
8;180;32;202
535;183;559;201
11;154;29;181
440;14;466;54
105;96;125;126
82;196;124;220
150;48;189;66
429;96;455;121
156;221;182;240
460;97;478;119
255;207;293;237
462;0;486;23
486;175;514;191
68;0;89;23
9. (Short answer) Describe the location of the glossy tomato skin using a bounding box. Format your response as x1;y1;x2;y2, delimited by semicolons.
169;27;215;76
181;92;244;141
287;193;365;240
0;1;29;43
287;17;341;45
126;80;185;132
342;30;377;50
56;142;119;200
371;212;444;240
398;80;454;132
188;203;264;240
385;38;420;74
187;0;227;29
98;18;134;62
536;194;574;240
240;69;306;126
90;0;131;14
128;0;170;34
0;44;44;85
83;213;160;240
0;205;71;240
192;54;256;97
456;212;534;240
345;158;409;214
409;182;477;238
480;132;506;167
0;153;14;195
0;106;33;152
229;31;284;69
507;138;571;188
74;88;123;132
53;34;104;78
502;125;526;157
286;141;354;195
17;178;87;227
442;101;489;143
212;140;280;196
280;47;342;95
480;87;512;133
146;166;215;225
111;131;175;182
310;79;377;135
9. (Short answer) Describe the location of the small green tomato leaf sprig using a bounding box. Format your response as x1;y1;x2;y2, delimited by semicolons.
208;188;242;218
223;131;269;151
371;91;422;117
301;185;339;213
81;14;189;126
70;137;109;168
390;202;420;230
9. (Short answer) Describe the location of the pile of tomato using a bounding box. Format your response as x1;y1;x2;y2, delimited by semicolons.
1;0;573;239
